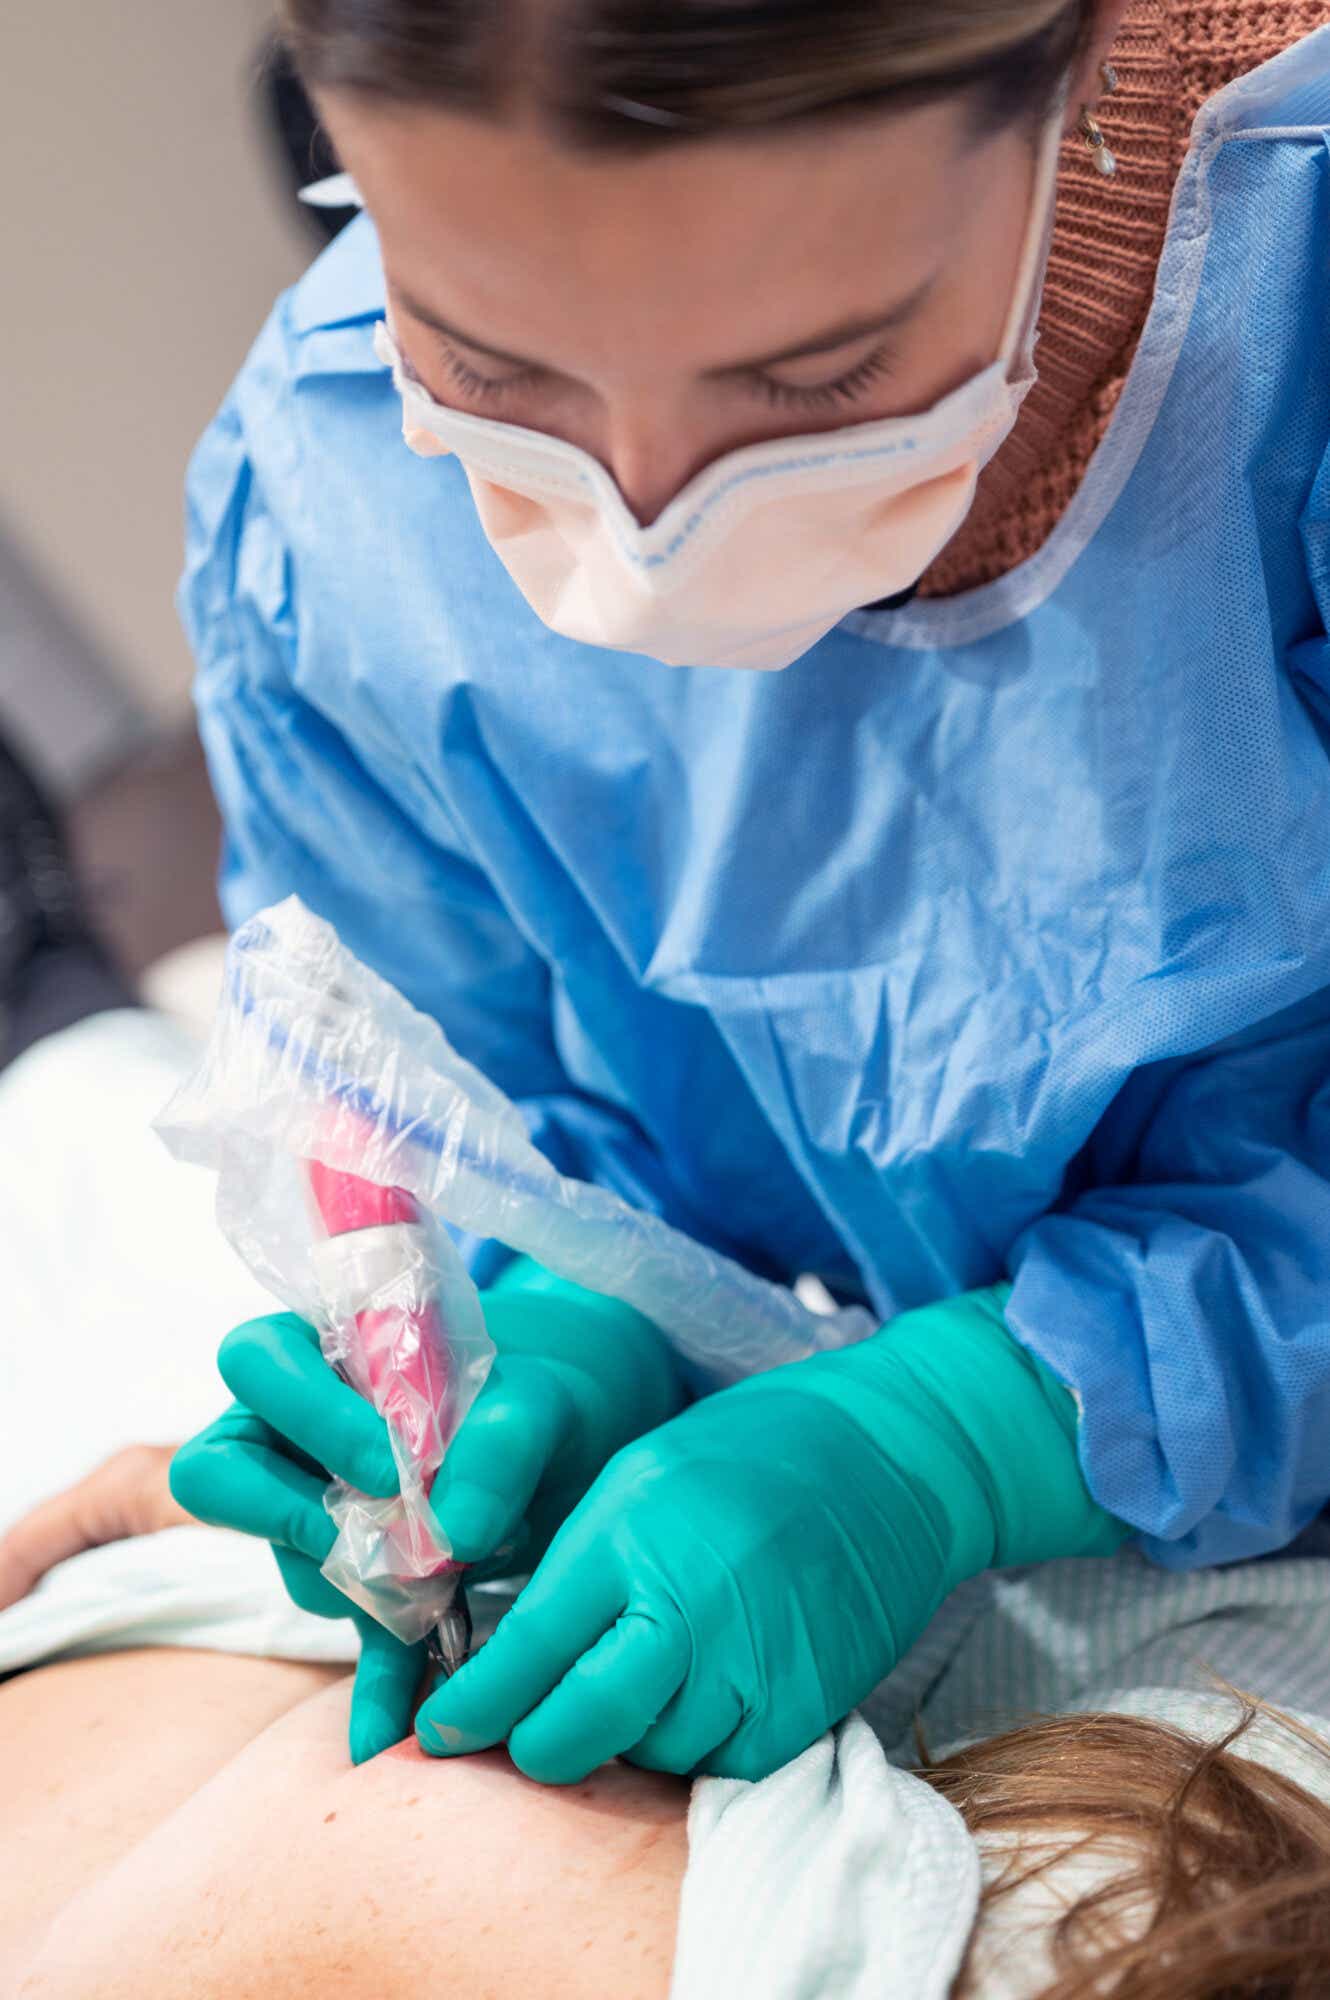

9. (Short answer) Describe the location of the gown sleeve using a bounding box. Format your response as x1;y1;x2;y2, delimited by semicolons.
179;388;690;1284
1008;427;1330;1569
1007;987;1330;1567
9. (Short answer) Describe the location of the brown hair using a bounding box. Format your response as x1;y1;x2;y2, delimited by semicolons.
278;0;1095;147
920;1702;1330;1999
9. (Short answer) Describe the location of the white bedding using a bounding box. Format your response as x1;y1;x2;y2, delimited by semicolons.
0;1007;357;1671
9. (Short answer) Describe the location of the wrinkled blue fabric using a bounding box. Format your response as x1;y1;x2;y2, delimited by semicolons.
181;35;1330;1567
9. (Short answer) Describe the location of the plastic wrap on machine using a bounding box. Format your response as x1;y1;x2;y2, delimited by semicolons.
156;896;875;1642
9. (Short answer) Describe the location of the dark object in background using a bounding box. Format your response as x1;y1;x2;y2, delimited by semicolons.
0;732;137;1071
70;732;222;980
260;38;358;243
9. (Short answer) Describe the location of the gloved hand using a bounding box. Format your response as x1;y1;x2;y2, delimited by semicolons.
170;1395;431;1760
412;1285;1126;1784
169;1258;687;1762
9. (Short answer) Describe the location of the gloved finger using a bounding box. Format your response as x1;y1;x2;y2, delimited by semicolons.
170;1406;338;1564
505;1608;691;1785
270;1546;425;1762
174;1398;329;1481
690;1727;792;1783
456;1513;534;1586
623;1679;747;1779
349;1620;428;1767
415;1532;623;1757
217;1313;399;1499
429;1358;576;1563
270;1542;352;1621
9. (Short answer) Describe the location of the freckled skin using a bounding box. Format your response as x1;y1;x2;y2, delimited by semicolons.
6;1656;687;1998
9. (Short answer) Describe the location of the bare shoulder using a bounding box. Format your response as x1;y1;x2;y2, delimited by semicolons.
12;1674;686;2000
0;1648;347;1987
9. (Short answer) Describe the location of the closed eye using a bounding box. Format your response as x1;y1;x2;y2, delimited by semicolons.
432;341;544;402
426;332;900;415
747;342;900;411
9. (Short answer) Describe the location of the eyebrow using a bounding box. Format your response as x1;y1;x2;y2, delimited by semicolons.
708;274;939;377
389;270;938;379
391;285;538;370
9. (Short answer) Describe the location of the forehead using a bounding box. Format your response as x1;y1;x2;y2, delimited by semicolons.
321;93;994;376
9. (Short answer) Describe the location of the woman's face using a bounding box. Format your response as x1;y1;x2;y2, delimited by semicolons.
322;89;1070;526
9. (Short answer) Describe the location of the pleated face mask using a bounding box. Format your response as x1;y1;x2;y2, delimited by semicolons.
375;100;1065;672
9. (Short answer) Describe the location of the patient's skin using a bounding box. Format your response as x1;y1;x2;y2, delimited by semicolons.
3;1651;687;1999
0;1650;348;1986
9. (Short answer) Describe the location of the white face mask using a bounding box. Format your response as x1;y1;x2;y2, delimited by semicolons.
376;96;1066;671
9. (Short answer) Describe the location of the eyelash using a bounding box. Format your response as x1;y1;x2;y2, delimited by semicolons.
436;346;536;402
433;337;899;411
748;343;899;411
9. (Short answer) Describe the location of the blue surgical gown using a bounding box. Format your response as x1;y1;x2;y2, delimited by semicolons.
182;33;1330;1567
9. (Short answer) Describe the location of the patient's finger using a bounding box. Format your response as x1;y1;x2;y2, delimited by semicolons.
217;1313;400;1499
0;1445;191;1609
170;1406;339;1563
429;1357;575;1562
506;1609;691;1785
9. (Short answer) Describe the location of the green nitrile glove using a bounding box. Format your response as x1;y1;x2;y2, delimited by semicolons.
428;1257;687;1565
169;1259;686;1763
412;1285;1125;1785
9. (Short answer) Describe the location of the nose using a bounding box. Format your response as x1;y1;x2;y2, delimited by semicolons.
601;406;710;528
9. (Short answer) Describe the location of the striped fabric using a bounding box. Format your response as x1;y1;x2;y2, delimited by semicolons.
674;1527;1330;1998
865;1524;1330;1768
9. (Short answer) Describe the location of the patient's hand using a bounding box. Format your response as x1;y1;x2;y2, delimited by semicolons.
0;1445;192;1609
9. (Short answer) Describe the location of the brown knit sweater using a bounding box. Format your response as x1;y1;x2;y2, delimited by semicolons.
917;1;1325;600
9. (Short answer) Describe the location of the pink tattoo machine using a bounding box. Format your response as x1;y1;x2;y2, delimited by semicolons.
304;1129;494;1674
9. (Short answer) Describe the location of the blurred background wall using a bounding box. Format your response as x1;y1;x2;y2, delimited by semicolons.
2;3;327;966
1;0;312;782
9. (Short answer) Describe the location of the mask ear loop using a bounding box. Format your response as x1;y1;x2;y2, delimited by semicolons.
374;318;456;458
995;78;1073;373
